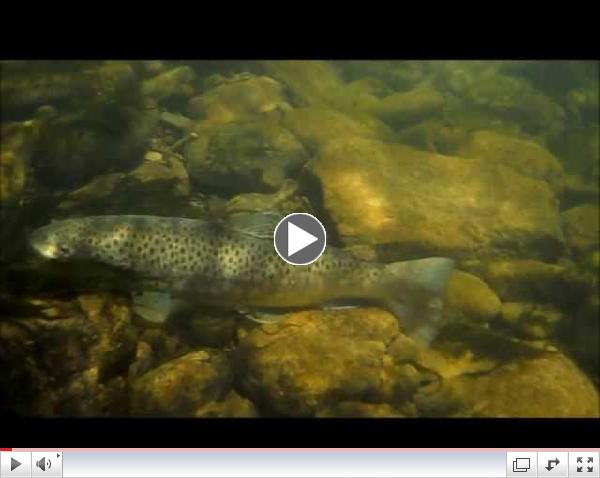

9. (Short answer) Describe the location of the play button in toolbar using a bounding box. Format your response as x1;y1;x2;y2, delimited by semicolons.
274;213;326;265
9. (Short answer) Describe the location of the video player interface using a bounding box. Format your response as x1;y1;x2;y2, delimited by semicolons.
1;449;599;477
1;60;598;419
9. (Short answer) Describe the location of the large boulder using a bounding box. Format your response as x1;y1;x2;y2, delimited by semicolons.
448;353;599;417
365;86;444;128
57;155;190;216
463;73;565;140
141;66;196;102
466;259;593;308
261;60;345;108
1;294;138;416
184;117;307;195
310;137;564;260
130;349;233;416
282;107;391;151
187;74;287;123
458;130;565;192
1;61;136;119
236;308;399;416
445;270;502;322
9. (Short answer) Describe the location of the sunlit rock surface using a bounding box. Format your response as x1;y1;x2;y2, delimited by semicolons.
131;349;232;416
282;107;391;150
448;353;599;417
187;74;287;123
445;270;502;322
237;308;399;416
311;137;564;260
458;130;565;193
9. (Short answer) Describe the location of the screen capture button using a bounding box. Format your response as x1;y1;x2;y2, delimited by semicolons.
0;452;31;477
507;452;537;477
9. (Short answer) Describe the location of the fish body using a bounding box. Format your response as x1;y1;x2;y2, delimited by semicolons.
29;214;455;342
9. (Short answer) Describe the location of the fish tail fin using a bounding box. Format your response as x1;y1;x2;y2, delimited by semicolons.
383;257;455;345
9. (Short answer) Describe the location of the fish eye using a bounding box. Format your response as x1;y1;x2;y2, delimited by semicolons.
58;245;72;255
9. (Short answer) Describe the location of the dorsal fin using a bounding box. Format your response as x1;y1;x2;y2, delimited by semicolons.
226;211;283;239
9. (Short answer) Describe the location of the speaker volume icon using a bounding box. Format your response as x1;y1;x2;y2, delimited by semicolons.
36;457;52;471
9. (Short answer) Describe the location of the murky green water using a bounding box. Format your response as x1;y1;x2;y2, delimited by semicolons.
1;60;598;417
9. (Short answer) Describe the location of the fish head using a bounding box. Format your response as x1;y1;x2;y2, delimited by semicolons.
29;219;88;260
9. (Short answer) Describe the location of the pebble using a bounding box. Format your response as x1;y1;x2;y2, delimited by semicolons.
144;151;163;163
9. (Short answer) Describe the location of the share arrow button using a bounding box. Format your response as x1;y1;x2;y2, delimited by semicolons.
538;452;568;477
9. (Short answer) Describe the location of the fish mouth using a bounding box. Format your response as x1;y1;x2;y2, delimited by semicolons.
28;227;58;259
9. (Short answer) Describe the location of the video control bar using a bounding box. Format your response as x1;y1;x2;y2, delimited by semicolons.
0;450;598;477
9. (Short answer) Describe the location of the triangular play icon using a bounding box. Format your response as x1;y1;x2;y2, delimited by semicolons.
287;221;318;256
11;458;21;471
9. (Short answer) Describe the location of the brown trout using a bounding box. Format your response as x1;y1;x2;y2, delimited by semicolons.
29;213;455;342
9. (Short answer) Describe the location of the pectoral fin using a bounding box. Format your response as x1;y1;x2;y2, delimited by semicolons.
132;291;175;324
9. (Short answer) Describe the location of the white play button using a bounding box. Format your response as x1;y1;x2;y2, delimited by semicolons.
274;213;327;266
287;221;318;256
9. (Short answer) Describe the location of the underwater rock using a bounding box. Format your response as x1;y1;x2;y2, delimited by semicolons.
137;328;189;367
184;117;307;195
561;204;600;258
261;60;345;108
236;308;398;417
167;308;238;348
128;341;155;379
445;270;502;322
311;137;564;260
0;123;32;204
31;96;159;190
130;349;233;416
394;118;470;155
560;294;599;383
11;293;139;416
464;73;565;139
559;172;600;211
0;320;52;414
0;106;59;205
1;61;136;118
458;130;565;193
336;60;427;92
566;83;599;124
57;154;190;216
141;66;196;101
225;179;309;216
282;107;391;151
365;86;444;128
382;333;498;417
500;302;565;339
39;369;129;417
187;74;286;122
159;111;194;131
448;353;600;417
194;391;258;417
549;124;599;182
473;259;593;308
429;61;502;97
76;294;138;384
